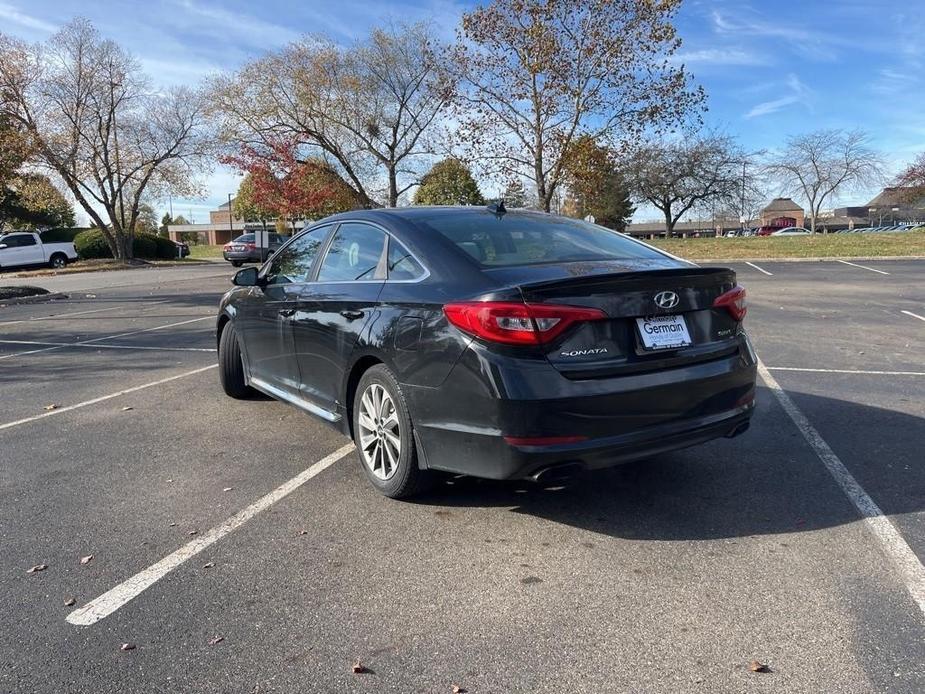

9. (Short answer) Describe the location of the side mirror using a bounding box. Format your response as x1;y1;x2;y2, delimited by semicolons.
232;266;260;287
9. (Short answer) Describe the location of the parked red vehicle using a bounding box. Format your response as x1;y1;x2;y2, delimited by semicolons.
756;216;798;236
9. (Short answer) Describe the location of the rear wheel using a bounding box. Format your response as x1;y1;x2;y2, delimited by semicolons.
353;364;430;499
218;322;252;398
231;260;243;267
49;253;67;269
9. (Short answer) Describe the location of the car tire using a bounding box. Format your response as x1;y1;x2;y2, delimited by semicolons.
49;253;67;269
353;364;431;499
231;260;243;267
218;322;253;399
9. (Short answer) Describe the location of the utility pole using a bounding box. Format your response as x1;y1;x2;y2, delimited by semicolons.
227;193;234;245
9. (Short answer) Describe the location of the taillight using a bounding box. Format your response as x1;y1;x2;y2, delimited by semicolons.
245;243;257;250
443;301;606;345
713;285;747;321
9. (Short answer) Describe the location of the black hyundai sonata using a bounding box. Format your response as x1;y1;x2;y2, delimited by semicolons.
216;206;757;498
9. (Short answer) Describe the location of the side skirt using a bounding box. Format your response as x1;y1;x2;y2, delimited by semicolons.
248;376;342;424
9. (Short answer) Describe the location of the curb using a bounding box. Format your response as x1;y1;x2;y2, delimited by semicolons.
693;256;925;264
0;292;69;306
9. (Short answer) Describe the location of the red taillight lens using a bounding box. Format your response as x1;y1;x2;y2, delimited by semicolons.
245;243;257;250
713;285;747;321
443;301;606;345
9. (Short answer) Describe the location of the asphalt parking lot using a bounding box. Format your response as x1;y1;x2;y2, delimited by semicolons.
1;259;923;694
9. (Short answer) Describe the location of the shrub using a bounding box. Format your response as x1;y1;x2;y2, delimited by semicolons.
74;229;160;259
74;228;112;259
40;227;90;243
152;234;179;259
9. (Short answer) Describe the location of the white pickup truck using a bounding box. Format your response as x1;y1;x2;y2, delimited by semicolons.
0;231;78;270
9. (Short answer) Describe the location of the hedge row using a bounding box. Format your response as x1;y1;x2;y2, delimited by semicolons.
73;229;178;260
39;227;91;243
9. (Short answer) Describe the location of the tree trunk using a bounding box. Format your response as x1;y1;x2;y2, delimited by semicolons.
387;166;398;208
664;208;675;236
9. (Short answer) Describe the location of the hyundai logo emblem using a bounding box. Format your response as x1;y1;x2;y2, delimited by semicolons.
654;290;679;309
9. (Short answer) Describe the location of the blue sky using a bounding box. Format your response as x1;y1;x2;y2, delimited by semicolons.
1;0;923;222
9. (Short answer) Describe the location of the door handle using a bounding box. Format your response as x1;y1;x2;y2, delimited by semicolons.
278;308;295;318
340;310;365;320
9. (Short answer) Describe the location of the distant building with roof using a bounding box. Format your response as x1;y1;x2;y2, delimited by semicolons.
864;187;925;224
759;198;804;227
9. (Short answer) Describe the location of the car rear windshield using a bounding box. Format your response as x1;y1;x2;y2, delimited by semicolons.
416;210;665;267
233;234;255;243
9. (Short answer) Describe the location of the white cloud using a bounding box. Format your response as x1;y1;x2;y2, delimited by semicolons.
0;1;56;33
744;74;814;119
711;9;841;61
673;48;769;67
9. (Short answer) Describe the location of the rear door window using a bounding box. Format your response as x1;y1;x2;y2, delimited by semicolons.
316;223;387;282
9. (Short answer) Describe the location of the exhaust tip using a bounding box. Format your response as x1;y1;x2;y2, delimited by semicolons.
725;421;751;438
529;462;584;484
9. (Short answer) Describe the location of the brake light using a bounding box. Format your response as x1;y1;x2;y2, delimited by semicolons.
443;301;606;345
244;243;257;250
713;285;747;321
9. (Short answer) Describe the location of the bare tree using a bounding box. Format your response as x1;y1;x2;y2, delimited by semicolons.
210;23;452;208
451;0;703;213
894;151;925;202
765;129;883;233
0;19;212;259
627;134;747;234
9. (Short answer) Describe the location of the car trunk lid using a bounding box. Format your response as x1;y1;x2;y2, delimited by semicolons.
514;267;742;378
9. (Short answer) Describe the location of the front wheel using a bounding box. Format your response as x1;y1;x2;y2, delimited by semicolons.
49;254;67;269
353;364;431;499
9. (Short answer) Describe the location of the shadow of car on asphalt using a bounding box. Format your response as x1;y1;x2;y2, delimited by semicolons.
410;387;924;543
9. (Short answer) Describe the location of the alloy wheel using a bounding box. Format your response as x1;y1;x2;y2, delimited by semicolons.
357;383;401;480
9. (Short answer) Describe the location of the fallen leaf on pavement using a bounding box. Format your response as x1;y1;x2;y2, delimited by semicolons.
80;555;93;565
44;404;59;411
188;530;198;536
121;406;133;411
298;530;308;536
26;564;47;574
352;659;367;674
748;660;771;673
209;636;224;645
202;562;215;569
166;479;174;483
223;487;233;492
452;686;467;693
120;643;136;652
64;597;76;606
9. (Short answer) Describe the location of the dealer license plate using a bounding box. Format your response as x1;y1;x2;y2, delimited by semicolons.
636;315;692;350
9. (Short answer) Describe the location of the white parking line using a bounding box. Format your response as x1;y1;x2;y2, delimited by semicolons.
758;360;925;617
901;310;925;323
0;315;212;361
835;259;890;275
0;339;214;353
745;261;773;276
0;364;218;432
768;366;925;376
67;443;355;626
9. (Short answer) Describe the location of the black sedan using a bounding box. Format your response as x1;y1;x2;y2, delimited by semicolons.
222;232;286;266
216;206;757;498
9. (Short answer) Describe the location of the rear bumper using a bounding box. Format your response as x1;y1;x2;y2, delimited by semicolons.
223;251;262;262
407;334;757;480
